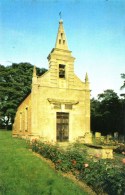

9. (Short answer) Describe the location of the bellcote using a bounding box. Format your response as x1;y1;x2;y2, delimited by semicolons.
47;20;75;62
55;20;69;50
47;19;75;88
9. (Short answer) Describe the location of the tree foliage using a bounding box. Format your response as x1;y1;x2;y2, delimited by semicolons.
120;73;125;90
0;63;47;129
91;89;125;135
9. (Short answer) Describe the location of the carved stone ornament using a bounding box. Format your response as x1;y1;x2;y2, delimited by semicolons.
47;98;79;105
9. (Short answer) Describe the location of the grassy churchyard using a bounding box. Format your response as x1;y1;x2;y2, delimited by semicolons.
0;131;89;195
0;131;125;195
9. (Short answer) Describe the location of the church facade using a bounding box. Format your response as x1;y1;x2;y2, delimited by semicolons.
12;20;91;143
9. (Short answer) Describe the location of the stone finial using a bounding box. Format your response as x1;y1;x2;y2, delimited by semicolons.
33;66;37;77
85;72;89;83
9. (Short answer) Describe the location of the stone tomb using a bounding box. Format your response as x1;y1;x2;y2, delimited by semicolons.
85;144;117;159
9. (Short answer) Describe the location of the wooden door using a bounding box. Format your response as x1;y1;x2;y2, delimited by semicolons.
56;112;69;142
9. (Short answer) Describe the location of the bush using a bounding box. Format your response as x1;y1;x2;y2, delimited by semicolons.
114;143;125;154
79;159;125;194
27;139;125;195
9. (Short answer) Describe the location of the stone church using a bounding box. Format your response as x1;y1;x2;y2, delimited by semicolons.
12;20;91;143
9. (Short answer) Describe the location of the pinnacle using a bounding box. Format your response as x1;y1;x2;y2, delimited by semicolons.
85;72;89;82
33;66;37;77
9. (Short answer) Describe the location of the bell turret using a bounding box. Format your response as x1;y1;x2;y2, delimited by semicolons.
55;20;69;50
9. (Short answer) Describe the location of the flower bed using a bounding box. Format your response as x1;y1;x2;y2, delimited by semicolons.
27;139;125;195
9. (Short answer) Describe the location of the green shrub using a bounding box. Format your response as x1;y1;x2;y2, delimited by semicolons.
28;139;125;195
79;159;125;194
114;143;125;154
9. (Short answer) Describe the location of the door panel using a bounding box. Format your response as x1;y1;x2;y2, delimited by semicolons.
56;112;69;142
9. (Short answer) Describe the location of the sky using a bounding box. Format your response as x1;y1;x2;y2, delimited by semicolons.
0;0;125;98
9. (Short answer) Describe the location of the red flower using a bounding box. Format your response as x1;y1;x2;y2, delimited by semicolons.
71;160;77;165
122;158;125;164
31;139;35;143
95;153;100;158
84;163;89;168
57;159;62;164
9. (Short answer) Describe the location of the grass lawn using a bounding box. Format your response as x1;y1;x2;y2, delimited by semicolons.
0;131;88;195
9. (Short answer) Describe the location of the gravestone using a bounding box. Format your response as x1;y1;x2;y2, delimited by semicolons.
119;135;125;143
114;132;118;140
95;132;101;144
83;132;92;144
101;136;105;143
107;135;112;143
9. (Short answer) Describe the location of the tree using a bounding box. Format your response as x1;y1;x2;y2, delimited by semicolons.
120;73;125;90
91;98;103;132
120;73;125;136
91;90;121;135
0;63;47;129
